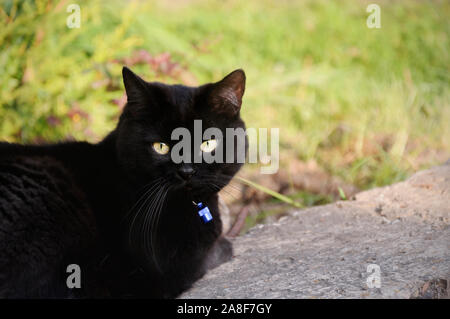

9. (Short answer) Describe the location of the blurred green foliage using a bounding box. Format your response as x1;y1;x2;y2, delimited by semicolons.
0;0;449;189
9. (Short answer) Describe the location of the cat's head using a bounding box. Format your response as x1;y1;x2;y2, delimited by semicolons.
115;67;247;199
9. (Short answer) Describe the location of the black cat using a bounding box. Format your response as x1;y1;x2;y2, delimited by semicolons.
0;67;247;298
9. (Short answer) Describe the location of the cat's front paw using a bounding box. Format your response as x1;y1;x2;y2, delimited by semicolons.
205;236;233;270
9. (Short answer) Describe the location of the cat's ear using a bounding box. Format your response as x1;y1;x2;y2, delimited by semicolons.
122;66;149;104
209;69;246;116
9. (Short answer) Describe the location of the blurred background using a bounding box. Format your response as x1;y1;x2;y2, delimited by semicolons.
1;0;449;233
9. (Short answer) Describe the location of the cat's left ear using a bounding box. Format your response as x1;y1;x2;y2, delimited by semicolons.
122;66;149;105
209;69;246;116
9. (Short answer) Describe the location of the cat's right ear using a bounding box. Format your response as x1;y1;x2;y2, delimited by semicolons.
122;66;149;105
207;69;246;117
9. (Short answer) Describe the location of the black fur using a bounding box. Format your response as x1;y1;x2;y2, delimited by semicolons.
0;67;247;298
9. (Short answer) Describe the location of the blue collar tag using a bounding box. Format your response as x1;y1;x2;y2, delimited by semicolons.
197;202;213;223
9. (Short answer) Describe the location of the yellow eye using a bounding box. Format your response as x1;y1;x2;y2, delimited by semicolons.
200;139;217;153
152;142;170;155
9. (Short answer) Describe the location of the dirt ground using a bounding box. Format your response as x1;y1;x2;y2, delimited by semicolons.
183;160;450;299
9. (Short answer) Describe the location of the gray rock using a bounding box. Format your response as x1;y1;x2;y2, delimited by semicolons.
182;162;450;299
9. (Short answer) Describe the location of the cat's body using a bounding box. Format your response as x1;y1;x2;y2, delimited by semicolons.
0;68;246;298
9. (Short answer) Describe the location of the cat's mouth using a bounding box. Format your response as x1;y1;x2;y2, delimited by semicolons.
169;173;225;197
173;180;216;198
181;182;202;193
169;178;193;192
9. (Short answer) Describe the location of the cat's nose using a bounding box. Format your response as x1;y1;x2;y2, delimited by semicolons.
177;165;196;181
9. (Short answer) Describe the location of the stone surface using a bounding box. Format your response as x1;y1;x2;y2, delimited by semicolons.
182;161;450;299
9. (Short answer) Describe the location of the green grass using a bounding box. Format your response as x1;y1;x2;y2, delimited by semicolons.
1;0;449;191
